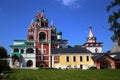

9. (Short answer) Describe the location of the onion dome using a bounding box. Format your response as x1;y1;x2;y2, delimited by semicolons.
57;30;62;35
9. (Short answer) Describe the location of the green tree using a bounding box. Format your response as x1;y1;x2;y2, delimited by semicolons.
107;0;120;45
0;46;7;58
74;45;81;48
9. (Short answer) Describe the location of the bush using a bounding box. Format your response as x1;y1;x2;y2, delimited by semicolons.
89;66;97;69
0;60;10;73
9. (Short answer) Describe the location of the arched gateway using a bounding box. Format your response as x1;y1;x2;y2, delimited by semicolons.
94;55;116;69
27;60;33;67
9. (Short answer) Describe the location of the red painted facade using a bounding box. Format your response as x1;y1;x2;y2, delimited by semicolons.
27;10;59;67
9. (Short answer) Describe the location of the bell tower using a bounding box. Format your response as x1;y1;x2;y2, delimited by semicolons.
82;26;103;53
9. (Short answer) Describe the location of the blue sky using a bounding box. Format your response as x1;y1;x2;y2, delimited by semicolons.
0;0;115;53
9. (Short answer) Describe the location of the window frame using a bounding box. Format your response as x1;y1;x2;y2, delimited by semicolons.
66;56;69;62
80;56;83;62
86;56;89;62
73;56;76;62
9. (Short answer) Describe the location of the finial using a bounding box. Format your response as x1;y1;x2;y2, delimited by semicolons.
41;9;45;19
90;25;92;29
42;9;44;12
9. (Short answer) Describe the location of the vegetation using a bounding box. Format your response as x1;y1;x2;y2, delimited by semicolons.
74;45;81;48
107;0;120;45
0;46;10;75
0;60;10;73
0;46;8;58
4;69;120;80
89;66;97;69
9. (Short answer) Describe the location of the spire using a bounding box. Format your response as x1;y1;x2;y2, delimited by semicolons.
50;20;54;27
28;19;34;29
41;9;45;19
36;10;41;18
30;19;34;26
87;26;96;43
88;26;94;38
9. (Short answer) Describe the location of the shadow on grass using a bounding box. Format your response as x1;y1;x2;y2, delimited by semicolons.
0;70;16;80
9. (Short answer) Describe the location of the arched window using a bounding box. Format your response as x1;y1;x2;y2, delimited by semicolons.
14;48;19;52
27;60;33;67
39;32;46;41
21;49;24;54
29;36;34;40
26;48;34;53
95;48;98;53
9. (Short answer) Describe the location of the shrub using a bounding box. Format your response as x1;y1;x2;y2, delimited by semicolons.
0;60;10;73
89;66;97;69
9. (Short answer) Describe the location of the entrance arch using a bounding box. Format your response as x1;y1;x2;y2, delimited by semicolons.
99;58;115;69
100;61;112;69
27;60;33;67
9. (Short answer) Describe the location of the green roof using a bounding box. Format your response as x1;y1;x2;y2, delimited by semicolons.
57;30;62;35
14;40;27;42
10;43;28;47
11;52;21;57
15;43;27;47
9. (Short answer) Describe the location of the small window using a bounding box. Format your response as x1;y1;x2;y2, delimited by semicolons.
44;49;46;54
26;48;34;53
38;49;41;54
95;48;98;53
86;56;89;61
80;56;82;62
73;56;76;62
66;56;69;62
29;36;34;40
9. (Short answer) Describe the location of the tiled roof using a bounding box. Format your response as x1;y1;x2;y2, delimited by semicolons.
111;42;120;53
51;47;91;54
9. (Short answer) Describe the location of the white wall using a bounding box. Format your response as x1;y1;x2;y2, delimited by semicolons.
21;53;36;67
87;47;102;53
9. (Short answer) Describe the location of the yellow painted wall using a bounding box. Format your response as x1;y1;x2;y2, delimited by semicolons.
54;53;93;68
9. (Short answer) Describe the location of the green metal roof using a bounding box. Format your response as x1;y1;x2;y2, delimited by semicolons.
11;52;21;57
10;43;28;47
14;40;27;42
57;30;62;35
15;43;27;47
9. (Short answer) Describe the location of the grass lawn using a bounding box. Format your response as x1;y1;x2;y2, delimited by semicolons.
4;69;120;80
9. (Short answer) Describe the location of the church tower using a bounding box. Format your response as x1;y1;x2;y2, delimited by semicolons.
10;9;68;68
82;26;103;53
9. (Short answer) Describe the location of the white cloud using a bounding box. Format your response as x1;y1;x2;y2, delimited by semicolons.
57;0;80;8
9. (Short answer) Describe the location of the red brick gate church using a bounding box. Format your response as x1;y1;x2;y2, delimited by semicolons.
93;41;120;69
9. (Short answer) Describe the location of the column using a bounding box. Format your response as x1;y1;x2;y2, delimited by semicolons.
52;55;54;68
34;48;36;54
41;43;43;61
49;43;51;67
24;48;26;54
19;49;21;53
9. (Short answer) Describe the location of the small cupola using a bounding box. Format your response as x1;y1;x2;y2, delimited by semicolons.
57;30;62;40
